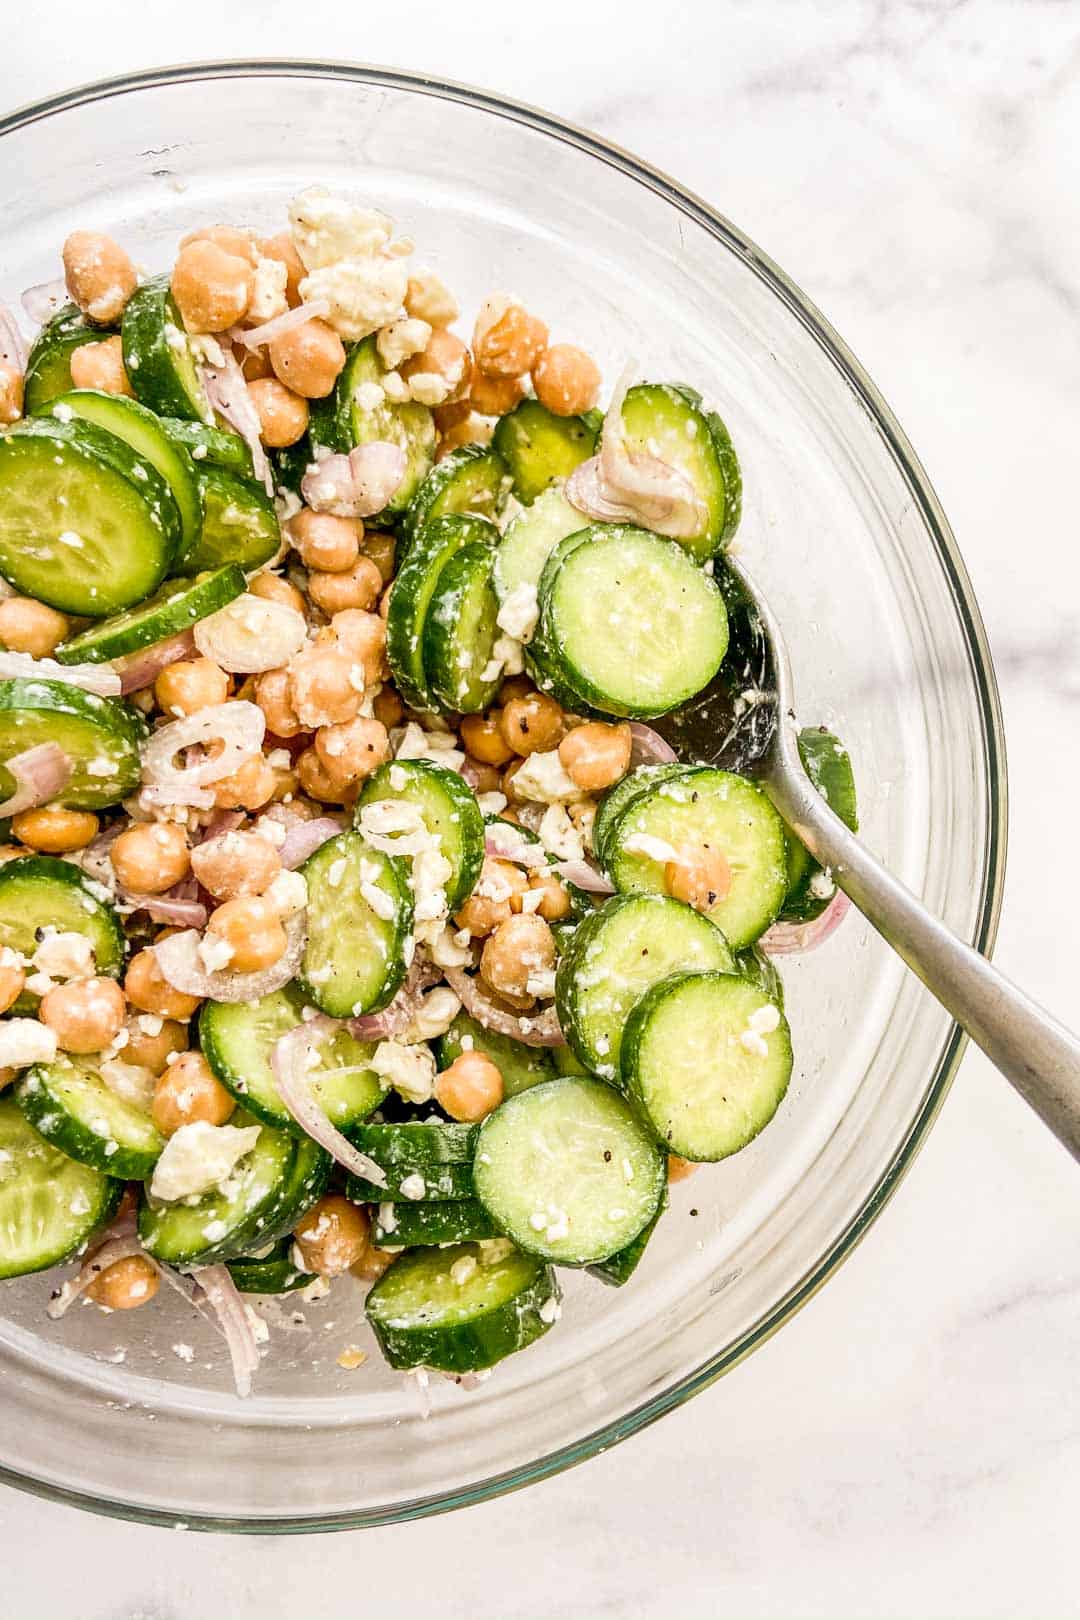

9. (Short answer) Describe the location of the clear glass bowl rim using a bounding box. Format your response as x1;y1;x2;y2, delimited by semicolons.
0;58;1007;1533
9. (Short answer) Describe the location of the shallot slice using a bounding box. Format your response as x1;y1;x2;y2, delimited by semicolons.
199;352;273;495
193;595;306;674
759;890;851;955
0;649;122;696
301;442;406;518
271;1020;387;1187
21;278;67;326
192;1264;261;1399
113;629;196;695
349;953;443;1040
279;816;343;870
442;966;565;1047
483;825;549;869
141;701;265;793
236;297;330;348
152;910;306;1003
0;302;28;371
123;892;208;929
548;860;615;893
0;742;72;817
628;722;678;767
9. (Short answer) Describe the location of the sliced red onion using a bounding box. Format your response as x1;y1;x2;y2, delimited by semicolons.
236;297;330;349
123;892;208;928
194;808;245;844
199;352;273;495
138;781;217;811
628;722;677;767
142;701;265;794
442;966;565;1047
113;628;196;695
279;816;344;870
549;859;615;894
0;742;72;816
0;649;122;696
271;1020;388;1187
0;302;28;372
300;442;406;519
349;953;442;1040
21;278;68;326
193;596;306;674
192;1264;260;1399
759;890;852;955
152;909;306;1002
484;826;549;869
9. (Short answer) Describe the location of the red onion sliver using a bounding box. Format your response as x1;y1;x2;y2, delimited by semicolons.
236;298;330;349
0;302;28;371
549;860;615;894
0;649;122;696
483;827;549;869
46;1206;142;1320
628;722;677;768
442;966;565;1047
300;442;406;518
192;1264;260;1399
152;910;306;1002
271;1021;388;1187
113;628;196;694
349;954;442;1040
279;816;343;870
199;352;273;495
124;893;209;928
0;742;72;817
21;278;67;326
759;890;851;956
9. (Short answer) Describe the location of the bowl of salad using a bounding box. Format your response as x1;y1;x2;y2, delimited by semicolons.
0;63;1005;1529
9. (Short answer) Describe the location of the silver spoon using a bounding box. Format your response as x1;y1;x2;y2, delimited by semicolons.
656;555;1080;1160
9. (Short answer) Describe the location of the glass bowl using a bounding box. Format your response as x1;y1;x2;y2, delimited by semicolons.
0;62;1005;1531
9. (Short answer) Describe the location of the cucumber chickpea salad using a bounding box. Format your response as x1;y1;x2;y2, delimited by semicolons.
0;190;857;1396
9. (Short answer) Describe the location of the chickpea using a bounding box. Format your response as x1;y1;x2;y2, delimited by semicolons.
40;976;125;1055
0;1067;17;1093
435;1051;504;1122
212;754;277;812
532;344;602;416
464;760;503;795
268;318;346;399
294;1194;369;1277
180;224;258;265
307;558;383;617
123;1014;187;1075
151;1051;235;1135
266;762;300;804
0;957;26;1014
372;686;404;729
468;374;526;417
287;643;362;729
668;1155;698;1183
240;345;272;382
460;713;514;767
257;232;306;306
558;721;632;793
400;328;472;403
498;674;534;705
499;692;564;757
254;667;303;739
86;1253;160;1311
11;806;97;853
205;895;287;973
110;822;190;897
249;571;307;618
0;597;69;658
350;1245;397;1285
473;296;549;379
379;585;393;620
289;509;362;573
62;230;137;325
327;609;387;686
170;240;254;334
68;336;132;396
664;844;733;913
361;530;396;583
247;377;309;448
513;870;572;922
455;858;528;937
154;656;230;720
296;746;352;804
125;948;201;1021
432;399;472;435
190;829;281;899
315;717;390;786
405;269;459;328
480;913;556;1001
0;363;24;426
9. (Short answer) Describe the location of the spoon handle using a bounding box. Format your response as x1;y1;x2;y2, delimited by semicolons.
764;765;1080;1160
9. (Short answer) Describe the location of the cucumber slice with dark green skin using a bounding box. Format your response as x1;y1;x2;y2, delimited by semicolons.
161;418;254;477
473;1077;665;1266
733;943;785;1009
555;893;734;1079
386;513;499;711
53;390;203;563
355;758;484;913
593;764;693;868
346;1160;474;1204
536;524;729;718
493;486;587;603
138;1111;296;1267
269;435;312;496
346;1120;476;1172
372;1196;500;1247
184;466;281;573
621;971;792;1160
606;766;789;949
121;274;210;423
0;855;125;979
0;680;146;810
227;1238;307;1295
436;1009;555;1097
15;1056;164;1179
618;384;736;562
199;985;386;1134
317;337;435;517
587;1188;667;1287
706;410;742;549
0;418;179;615
23;305;111;415
423;543;504;714
366;1240;559;1372
0;1098;122;1279
402;445;510;547
781;728;858;922
491;399;598;505
55;566;246;666
300;831;413;1018
256;1132;332;1246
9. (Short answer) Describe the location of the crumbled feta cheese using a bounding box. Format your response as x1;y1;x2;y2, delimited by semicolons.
188;333;226;367
399;1173;427;1201
392;720;465;773
300;256;409;343
289;187;393;270
381;370;410;404
32;930;95;982
370;1039;436;1104
197;932;234;973
248;255;289;322
537;804;586;862
476;791;507;816
263;868;307;918
622;832;680;864
809;868;835;900
739;1028;769;1057
377;1202;398;1234
490;632;524;677
0;1019;56;1071
525;968;556;1000
496;583;540;644
100;1058;156;1113
173;1342;195;1362
404;985;461;1042
539;1296;561;1324
511;749;586;805
360;880;396;921
405;267;459;327
253;813;288;849
449;1254;478;1287
376;316;431;370
430;925;474;969
405;369;452;407
150;1121;262;1202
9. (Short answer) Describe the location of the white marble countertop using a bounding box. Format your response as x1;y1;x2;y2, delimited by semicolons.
2;5;1078;1616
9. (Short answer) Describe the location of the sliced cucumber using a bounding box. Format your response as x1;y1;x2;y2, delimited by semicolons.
23;305;109;415
473;1076;665;1265
0;1098;121;1279
257;1132;332;1246
199;985;386;1134
355;758;484;913
385;513;499;711
53;389;202;563
161;418;254;477
621;971;792;1160
0;855;125;978
344;1121;476;1202
366;1240;558;1372
592;763;692;868
606;767;788;949
551;1044;592;1078
587;1188;667;1287
618;383;737;561
372;1196;500;1247
491;399;598;505
705;409;742;549
269;435;312;496
227;1238;307;1295
55;566;245;666
402;445;509;546
733;943;785;1009
536;524;728;718
345;1160;474;1204
318;337;435;516
300;831;413;1018
0;680;145;810
493;486;586;603
424;543;503;714
16;1055;164;1179
185;466;281;574
781;728;858;922
436;1009;555;1097
554;893;734;1079
0;418;179;615
121;274;210;422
